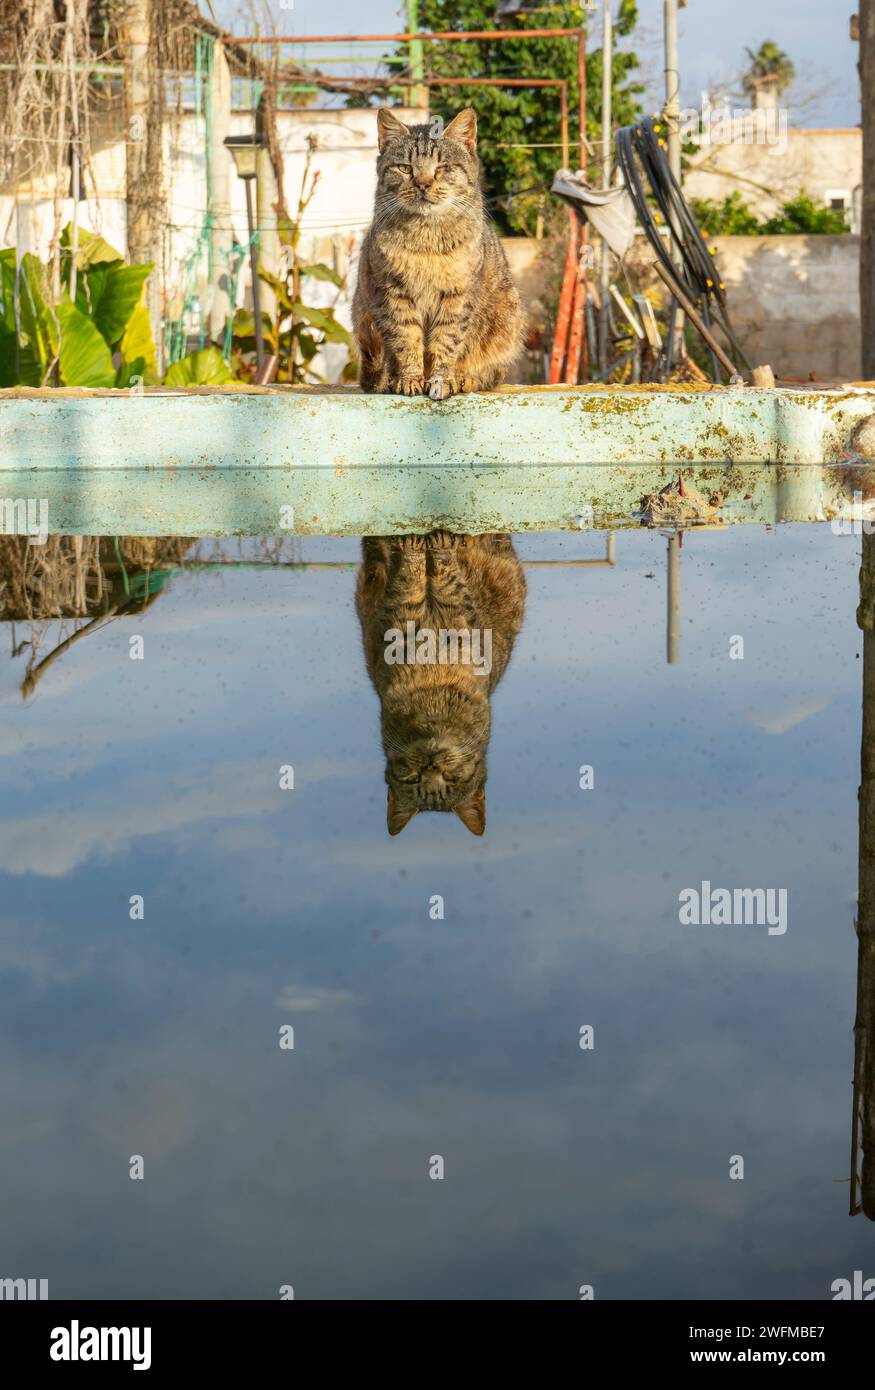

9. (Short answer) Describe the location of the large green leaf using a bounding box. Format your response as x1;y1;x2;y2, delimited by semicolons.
118;302;158;383
296;331;318;362
164;346;233;387
78;261;152;346
0;323;40;386
291;301;353;346
230;309;278;356
300;262;344;288
48;299;117;387
16;253;53;365
61;223;125;269
258;266;292;313
0;248;17;331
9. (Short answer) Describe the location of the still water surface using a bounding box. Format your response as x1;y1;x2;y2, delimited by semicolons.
0;524;871;1298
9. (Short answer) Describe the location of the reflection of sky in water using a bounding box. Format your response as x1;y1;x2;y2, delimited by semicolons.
0;524;872;1299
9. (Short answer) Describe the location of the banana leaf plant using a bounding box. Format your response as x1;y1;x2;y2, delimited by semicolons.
0;226;155;388
0;225;229;389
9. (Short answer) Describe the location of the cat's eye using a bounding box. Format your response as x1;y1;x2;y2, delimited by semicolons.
392;163;412;173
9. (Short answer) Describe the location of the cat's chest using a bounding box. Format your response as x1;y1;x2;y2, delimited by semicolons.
379;237;479;299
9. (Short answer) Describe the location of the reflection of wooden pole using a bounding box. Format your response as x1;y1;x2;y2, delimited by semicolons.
853;530;875;1217
667;531;680;664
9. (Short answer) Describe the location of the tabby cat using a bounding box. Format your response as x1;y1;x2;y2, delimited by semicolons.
352;108;524;399
355;532;526;836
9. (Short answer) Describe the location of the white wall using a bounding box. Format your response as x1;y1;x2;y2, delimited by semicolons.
1;106;424;381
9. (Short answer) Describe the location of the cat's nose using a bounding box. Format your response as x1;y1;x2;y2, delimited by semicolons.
414;173;435;190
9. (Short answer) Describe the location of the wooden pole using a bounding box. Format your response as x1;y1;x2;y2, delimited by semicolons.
565;252;586;384
861;1;875;377
549;213;578;383
255;142;279;329
599;0;612;377
123;0;162;371
653;260;739;379
208;43;233;346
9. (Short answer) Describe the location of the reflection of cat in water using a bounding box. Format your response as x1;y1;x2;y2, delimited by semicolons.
356;533;526;835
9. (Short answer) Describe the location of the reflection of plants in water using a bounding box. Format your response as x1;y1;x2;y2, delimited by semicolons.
0;536;194;698
0;534;306;698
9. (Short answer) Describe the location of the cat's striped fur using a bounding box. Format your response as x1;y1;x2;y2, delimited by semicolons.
352;108;524;399
356;532;526;836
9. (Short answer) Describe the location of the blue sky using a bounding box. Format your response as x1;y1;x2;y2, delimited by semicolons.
214;1;860;128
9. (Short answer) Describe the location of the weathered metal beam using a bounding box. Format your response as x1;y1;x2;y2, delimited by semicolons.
1;385;874;536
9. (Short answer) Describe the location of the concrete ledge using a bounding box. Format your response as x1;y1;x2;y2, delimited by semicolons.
1;385;874;535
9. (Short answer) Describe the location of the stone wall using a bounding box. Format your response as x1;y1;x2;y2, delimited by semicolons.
708;234;860;381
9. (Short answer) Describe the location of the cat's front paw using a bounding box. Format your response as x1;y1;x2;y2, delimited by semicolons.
390;376;425;396
426;374;456;402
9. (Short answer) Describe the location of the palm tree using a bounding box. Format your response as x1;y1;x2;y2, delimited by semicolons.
741;41;796;99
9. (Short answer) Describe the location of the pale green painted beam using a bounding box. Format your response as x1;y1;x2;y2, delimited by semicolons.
1;384;874;536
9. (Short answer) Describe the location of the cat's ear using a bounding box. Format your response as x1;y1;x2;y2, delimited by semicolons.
387;789;417;836
443;108;478;154
455;789;485;836
377;107;409;152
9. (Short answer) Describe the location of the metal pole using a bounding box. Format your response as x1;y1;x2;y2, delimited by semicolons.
578;26;587;171
853;528;875;1216
244;179;265;374
405;0;428;109
560;80;569;168
663;0;685;360
232;29;585;43
599;0;612;377
667;531;680;664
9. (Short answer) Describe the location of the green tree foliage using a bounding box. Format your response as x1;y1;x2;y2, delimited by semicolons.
390;1;644;235
760;193;848;235
690;192;766;236
692;191;849;236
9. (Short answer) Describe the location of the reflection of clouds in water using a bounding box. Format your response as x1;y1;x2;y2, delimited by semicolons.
275;984;360;1011
334;821;584;869
0;755;375;877
0;525;868;1297
744;696;832;735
